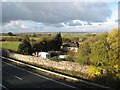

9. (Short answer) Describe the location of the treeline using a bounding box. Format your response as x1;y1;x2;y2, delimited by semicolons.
32;33;62;52
75;28;120;66
75;28;120;89
17;33;62;55
1;36;22;41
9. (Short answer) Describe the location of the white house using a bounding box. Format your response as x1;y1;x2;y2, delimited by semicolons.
33;52;51;59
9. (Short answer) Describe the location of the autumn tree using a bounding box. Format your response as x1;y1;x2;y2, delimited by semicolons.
75;42;91;65
90;39;109;66
74;28;120;89
107;28;120;65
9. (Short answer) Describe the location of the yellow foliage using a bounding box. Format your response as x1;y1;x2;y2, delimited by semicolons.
107;28;119;44
114;64;119;72
88;66;102;78
113;64;120;74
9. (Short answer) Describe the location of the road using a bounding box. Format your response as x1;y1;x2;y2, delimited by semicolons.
0;57;79;90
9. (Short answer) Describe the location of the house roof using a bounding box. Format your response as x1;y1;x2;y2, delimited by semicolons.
63;44;78;47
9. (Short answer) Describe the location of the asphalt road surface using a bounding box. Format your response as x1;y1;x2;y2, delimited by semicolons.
0;58;79;90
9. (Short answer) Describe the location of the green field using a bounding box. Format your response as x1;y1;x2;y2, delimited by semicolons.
0;33;87;51
0;41;21;51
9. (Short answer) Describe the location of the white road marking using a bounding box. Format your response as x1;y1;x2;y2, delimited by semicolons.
2;65;41;88
3;69;22;81
4;62;77;89
0;84;9;90
14;76;22;80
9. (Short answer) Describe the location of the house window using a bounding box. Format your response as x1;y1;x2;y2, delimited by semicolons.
46;54;50;58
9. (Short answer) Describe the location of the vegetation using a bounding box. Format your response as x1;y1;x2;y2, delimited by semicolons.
32;33;62;52
53;32;62;50
74;28;120;89
1;29;119;89
1;41;20;51
7;32;15;36
65;52;75;62
0;36;22;41
50;56;59;61
17;35;32;55
75;42;91;65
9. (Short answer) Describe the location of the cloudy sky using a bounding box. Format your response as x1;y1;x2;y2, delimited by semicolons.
1;0;119;33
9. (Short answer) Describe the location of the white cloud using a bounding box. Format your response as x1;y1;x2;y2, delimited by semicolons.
2;2;118;33
58;9;118;32
2;20;45;33
2;18;117;33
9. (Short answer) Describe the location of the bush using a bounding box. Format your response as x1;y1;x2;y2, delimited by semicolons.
65;52;75;62
88;64;120;89
88;66;102;78
50;56;59;61
91;67;120;89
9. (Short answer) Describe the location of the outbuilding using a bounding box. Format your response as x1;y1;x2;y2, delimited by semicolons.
38;52;51;59
33;52;51;59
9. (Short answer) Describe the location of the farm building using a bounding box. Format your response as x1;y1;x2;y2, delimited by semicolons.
32;52;51;59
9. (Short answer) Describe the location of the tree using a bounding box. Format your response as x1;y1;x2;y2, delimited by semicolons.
32;33;62;53
17;35;32;55
53;32;62;51
32;37;54;52
75;42;91;65
90;39;109;66
32;33;36;37
107;28;120;65
8;32;14;36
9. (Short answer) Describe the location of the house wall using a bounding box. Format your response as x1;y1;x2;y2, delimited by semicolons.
62;47;78;53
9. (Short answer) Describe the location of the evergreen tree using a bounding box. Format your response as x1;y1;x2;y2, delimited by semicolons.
17;35;32;55
53;32;62;51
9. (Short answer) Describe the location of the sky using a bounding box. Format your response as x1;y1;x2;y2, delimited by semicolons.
1;0;119;33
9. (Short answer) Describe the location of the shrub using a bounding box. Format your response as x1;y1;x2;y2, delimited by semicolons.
65;52;75;62
88;66;102;78
50;56;59;61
